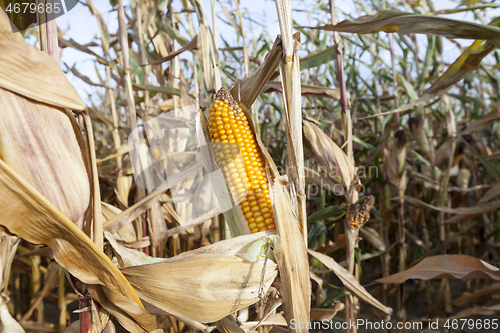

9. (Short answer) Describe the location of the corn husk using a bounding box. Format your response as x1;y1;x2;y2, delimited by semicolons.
120;231;278;323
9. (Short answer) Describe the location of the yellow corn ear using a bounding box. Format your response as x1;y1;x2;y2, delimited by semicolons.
208;87;275;233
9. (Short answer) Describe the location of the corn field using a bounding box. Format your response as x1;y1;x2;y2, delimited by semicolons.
1;0;500;332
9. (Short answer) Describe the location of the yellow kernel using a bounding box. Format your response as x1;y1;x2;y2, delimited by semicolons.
251;206;260;213
264;218;273;225
261;207;269;214
244;212;253;219
249;223;257;230
255;216;264;223
257;223;266;229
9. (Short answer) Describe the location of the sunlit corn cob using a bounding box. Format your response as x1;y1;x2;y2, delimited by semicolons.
208;87;275;233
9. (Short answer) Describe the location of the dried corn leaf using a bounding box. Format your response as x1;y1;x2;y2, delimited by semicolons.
0;10;86;111
0;88;90;227
121;232;278;323
462;109;500;135
309;10;500;40
308;249;392;315
0;159;157;332
398;195;500;215
149;35;198;65
262;81;343;99
377;255;500;283
273;176;311;332
230;36;281;109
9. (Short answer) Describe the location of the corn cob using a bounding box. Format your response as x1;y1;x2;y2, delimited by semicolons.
208;87;275;233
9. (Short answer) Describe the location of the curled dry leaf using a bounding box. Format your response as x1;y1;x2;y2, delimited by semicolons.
303;118;356;195
230;36;281;109
308;249;392;316
377;255;500;283
120;232;278;323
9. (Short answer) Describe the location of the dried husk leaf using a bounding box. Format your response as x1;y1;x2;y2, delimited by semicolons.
120;232;278;323
0;159;157;332
0;9;86;111
273;176;311;333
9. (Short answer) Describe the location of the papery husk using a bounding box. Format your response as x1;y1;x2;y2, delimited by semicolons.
272;176;311;333
120;231;278;323
0;159;157;333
